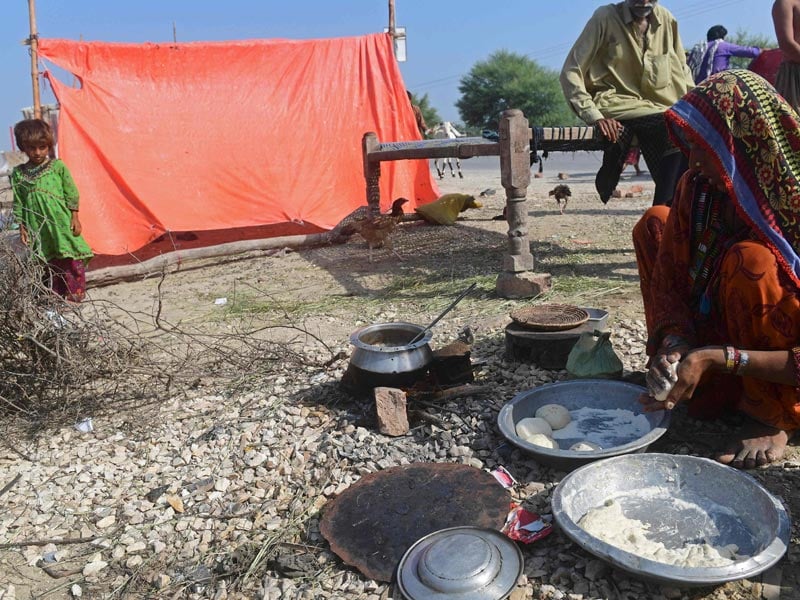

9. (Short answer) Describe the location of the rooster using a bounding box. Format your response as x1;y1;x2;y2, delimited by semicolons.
549;184;572;214
334;197;408;261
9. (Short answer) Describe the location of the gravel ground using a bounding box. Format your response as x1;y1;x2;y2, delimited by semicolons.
1;157;798;599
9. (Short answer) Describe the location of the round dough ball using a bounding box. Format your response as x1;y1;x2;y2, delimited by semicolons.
515;417;553;439
535;403;571;430
570;441;602;452
525;433;559;450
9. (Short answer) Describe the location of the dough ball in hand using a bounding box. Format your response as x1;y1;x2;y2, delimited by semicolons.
649;360;679;402
526;433;559;449
535;403;571;430
570;441;602;452
516;417;553;438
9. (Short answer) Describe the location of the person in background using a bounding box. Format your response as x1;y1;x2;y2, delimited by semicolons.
561;0;694;206
692;25;761;84
407;91;428;138
621;146;644;176
11;119;93;302
773;0;800;112
634;70;800;469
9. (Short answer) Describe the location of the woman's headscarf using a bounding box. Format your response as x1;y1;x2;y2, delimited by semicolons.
665;69;800;287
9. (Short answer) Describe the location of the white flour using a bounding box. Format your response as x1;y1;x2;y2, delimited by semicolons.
551;407;651;448
578;499;743;567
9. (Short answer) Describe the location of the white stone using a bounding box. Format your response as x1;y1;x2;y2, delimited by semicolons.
82;560;108;576
126;555;143;568
244;452;268;468
96;515;115;528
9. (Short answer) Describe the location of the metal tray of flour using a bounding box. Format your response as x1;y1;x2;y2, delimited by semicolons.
497;379;669;471
552;454;790;586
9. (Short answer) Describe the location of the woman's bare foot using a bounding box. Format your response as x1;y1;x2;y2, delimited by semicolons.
715;417;791;469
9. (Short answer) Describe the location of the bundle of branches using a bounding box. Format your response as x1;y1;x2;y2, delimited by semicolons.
0;235;146;421
0;234;337;428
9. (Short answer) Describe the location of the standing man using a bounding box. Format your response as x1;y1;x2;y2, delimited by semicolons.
561;0;694;206
773;0;800;112
692;25;761;84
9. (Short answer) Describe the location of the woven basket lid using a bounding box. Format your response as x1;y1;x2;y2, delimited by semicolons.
509;304;589;332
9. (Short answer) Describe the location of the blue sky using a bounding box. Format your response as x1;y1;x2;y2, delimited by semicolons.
1;0;775;151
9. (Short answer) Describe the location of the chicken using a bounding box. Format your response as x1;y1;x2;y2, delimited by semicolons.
327;197;407;244
414;193;482;225
337;197;408;262
549;184;572;215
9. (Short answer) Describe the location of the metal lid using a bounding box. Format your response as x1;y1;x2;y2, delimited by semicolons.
397;527;523;600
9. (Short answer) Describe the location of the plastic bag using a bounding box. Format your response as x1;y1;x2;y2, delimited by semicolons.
566;330;623;379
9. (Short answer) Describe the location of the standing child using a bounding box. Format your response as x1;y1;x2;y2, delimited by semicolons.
11;119;93;302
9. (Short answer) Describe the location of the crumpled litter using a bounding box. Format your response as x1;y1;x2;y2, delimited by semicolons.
490;466;517;489
502;504;553;544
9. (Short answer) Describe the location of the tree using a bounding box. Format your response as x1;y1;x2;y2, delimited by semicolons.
729;28;777;69
408;92;441;131
456;50;577;131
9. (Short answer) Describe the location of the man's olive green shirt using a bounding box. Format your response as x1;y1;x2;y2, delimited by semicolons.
560;2;694;124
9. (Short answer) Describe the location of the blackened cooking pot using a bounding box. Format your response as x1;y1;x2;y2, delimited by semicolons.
346;322;433;390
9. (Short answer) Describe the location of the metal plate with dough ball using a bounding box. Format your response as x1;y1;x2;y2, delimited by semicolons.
552;454;790;586
509;304;589;332
497;379;670;472
397;526;523;600
319;463;511;582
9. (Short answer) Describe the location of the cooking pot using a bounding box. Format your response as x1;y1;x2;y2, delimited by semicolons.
346;322;433;390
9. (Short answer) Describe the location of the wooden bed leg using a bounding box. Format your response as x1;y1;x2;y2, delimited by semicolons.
362;132;381;220
496;109;551;299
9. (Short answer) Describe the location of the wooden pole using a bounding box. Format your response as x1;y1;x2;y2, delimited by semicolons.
70;34;82;88
85;232;333;287
388;0;396;39
173;21;177;43
28;0;42;119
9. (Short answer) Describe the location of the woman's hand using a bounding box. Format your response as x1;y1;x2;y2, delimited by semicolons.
641;336;690;411
643;351;682;411
71;212;82;236
641;346;724;411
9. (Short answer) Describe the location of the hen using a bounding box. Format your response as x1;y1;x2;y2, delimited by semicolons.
414;193;482;225
336;197;409;262
549;184;572;215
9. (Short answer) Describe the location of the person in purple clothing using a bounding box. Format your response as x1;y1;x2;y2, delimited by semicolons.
693;26;761;84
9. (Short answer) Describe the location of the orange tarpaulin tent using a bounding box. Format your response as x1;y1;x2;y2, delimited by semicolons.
38;33;437;256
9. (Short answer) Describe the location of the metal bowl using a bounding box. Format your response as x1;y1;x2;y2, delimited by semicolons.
551;453;790;586
497;379;669;471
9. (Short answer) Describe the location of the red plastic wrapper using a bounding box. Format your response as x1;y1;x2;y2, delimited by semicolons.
501;504;553;544
489;466;517;489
